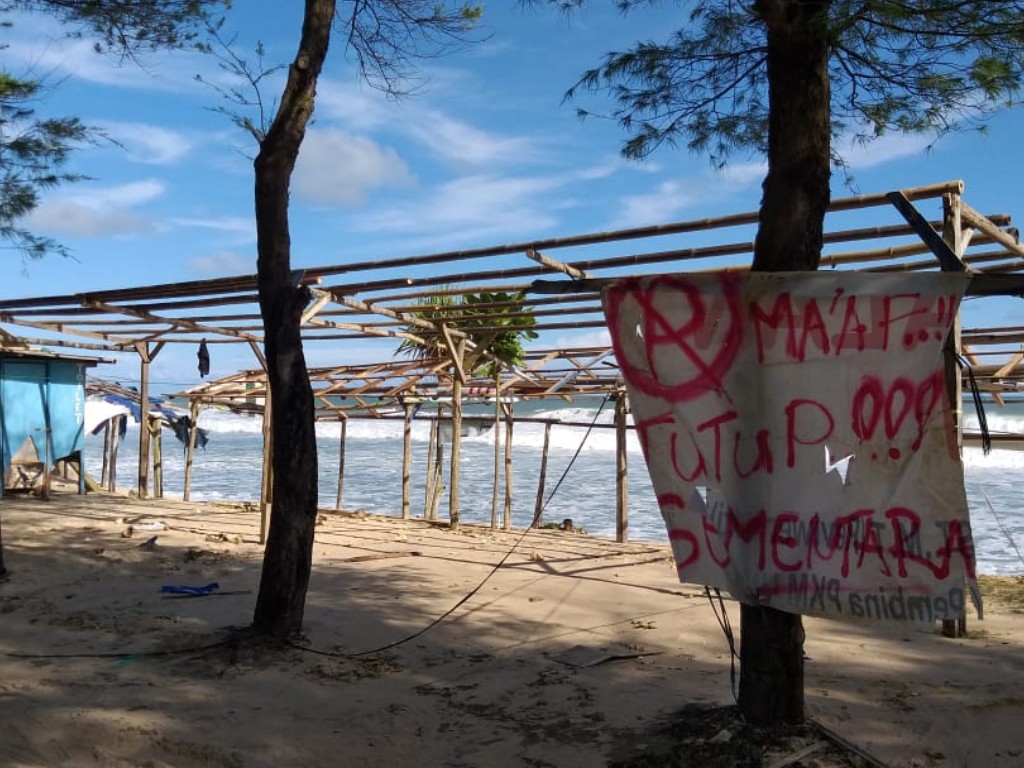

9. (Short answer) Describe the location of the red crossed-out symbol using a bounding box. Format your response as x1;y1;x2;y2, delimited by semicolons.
606;273;744;403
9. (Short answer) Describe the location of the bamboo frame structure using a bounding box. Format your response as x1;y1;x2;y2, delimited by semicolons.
5;180;1024;537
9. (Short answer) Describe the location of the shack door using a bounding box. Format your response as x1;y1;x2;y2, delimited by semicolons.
1;360;49;492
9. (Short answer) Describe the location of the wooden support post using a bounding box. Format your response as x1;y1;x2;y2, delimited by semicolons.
151;416;163;500
130;341;164;499
401;404;413;519
183;401;200;501
335;416;347;511
503;401;514;531
448;339;467;530
424;417;437;518
41;418;51;501
430;428;445;521
101;420;111;488
615;390;629;543
533;421;553;526
136;342;151;499
108;415;122;492
259;395;274;546
491;370;501;529
941;191;969;639
75;450;85;495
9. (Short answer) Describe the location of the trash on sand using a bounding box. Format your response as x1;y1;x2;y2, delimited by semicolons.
160;582;220;597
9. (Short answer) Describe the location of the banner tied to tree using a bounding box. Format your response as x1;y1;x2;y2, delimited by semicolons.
604;271;982;624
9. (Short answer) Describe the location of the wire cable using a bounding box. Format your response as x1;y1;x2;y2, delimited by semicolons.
290;394;615;659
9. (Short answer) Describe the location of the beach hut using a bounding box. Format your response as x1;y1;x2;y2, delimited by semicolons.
0;348;101;498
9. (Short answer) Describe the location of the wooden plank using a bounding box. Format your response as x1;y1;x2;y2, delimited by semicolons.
886;191;966;272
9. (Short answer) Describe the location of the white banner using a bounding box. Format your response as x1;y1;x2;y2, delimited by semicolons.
604;272;980;623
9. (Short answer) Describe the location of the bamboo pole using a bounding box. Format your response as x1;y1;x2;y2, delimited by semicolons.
424;416;437;518
430;427;445;521
449;340;467;530
108;415;122;492
335;416;348;511
183;400;200;501
137;343;150;499
100;419;111;487
152;416;163;499
503;401;514;531
941;192;968;639
401;404;413;519
533;420;553;526
491;369;501;529
615;390;629;543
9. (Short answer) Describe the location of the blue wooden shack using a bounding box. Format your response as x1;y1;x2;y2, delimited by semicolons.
0;349;100;497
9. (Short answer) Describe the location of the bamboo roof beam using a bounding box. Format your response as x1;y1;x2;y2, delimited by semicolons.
0;316;138;347
85;300;261;343
960;201;1024;261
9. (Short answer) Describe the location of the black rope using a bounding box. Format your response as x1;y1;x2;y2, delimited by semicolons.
705;587;739;705
290;394;615;659
958;353;991;454
7;397;617;664
0;637;233;661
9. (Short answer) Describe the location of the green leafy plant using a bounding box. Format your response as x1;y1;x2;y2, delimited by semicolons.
396;289;538;376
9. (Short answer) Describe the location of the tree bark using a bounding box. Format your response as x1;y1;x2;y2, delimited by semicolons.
251;0;336;637
753;0;831;272
740;0;831;726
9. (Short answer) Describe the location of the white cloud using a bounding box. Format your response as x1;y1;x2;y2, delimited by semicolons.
314;80;394;132
549;329;612;350
405;110;543;167
4;20;205;92
26;200;155;237
315;77;544;170
839;132;932;169
187;250;254;276
73;179;166;208
351;174;563;242
26;180;165;236
100;123;193;165
611;179;703;229
720;160;767;186
171;216;254;236
293;129;414;205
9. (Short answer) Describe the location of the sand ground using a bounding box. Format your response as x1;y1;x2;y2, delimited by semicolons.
1;490;1022;767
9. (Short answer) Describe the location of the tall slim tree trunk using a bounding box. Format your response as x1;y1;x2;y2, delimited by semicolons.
252;0;337;637
740;0;831;726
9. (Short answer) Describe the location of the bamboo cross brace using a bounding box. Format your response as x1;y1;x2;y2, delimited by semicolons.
0;325;28;348
959;201;1024;260
301;289;335;325
305;315;428;346
85;299;261;342
993;347;1024;379
525;248;593;280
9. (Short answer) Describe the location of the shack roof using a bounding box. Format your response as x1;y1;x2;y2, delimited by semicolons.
0;346;108;367
2;179;1024;412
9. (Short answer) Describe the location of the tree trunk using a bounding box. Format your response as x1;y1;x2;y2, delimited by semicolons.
740;0;831;726
251;0;336;638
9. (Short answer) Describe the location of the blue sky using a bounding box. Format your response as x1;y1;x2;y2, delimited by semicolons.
5;2;1024;388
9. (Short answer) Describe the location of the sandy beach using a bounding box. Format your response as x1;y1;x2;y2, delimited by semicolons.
1;489;1023;767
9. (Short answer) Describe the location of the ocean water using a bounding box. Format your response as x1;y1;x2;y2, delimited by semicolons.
83;398;1024;576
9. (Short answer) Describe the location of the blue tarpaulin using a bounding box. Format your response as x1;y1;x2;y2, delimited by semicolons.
1;354;95;494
